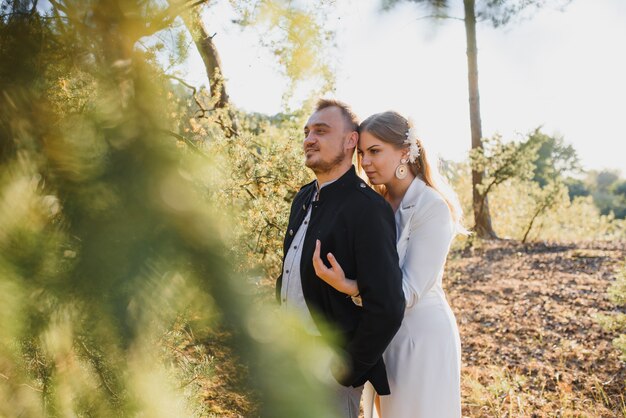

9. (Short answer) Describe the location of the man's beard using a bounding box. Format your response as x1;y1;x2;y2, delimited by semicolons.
305;148;349;174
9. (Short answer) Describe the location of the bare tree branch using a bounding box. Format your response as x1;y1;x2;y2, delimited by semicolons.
139;0;210;39
160;129;211;159
78;341;118;400
165;74;209;118
415;14;464;21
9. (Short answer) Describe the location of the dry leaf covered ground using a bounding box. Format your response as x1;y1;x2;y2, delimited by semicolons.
448;240;625;417
193;240;626;417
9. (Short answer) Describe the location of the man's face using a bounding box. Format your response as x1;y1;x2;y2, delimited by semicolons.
303;106;354;174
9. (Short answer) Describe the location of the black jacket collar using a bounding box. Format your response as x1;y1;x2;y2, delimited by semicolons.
315;165;359;202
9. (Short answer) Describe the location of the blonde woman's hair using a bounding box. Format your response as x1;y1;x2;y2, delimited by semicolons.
358;111;467;234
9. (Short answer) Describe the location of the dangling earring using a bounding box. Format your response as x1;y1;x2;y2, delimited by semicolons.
395;158;408;179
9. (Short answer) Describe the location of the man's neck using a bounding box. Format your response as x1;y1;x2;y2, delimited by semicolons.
315;163;352;186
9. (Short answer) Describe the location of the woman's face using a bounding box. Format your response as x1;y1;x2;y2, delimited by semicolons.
358;130;406;185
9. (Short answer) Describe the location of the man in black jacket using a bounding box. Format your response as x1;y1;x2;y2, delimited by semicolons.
277;99;405;417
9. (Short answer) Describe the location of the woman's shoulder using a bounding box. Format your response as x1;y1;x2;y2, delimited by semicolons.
422;184;447;207
410;182;452;221
406;178;443;207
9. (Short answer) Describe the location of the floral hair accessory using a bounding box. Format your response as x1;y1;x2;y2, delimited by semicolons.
404;117;420;163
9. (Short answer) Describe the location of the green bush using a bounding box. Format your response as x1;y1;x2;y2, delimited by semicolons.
447;162;625;244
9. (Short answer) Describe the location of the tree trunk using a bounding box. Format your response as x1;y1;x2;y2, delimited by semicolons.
174;2;239;136
464;0;497;239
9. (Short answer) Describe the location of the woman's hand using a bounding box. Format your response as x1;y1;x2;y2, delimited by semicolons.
312;239;359;297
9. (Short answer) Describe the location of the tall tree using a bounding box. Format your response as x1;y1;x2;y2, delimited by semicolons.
382;0;569;238
169;0;240;136
463;0;496;238
142;0;335;138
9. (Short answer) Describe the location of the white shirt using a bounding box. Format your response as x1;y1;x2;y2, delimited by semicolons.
280;179;337;335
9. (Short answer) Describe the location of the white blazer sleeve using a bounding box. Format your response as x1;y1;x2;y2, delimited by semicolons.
401;198;454;308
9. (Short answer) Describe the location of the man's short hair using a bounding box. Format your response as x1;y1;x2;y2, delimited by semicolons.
315;98;359;133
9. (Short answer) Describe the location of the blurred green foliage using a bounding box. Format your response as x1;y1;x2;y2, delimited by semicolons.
0;1;339;416
529;128;581;187
584;170;626;219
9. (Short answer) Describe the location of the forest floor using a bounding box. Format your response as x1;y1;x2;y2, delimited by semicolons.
448;239;625;417
191;239;626;417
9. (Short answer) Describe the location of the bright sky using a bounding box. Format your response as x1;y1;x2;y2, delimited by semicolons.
183;0;626;173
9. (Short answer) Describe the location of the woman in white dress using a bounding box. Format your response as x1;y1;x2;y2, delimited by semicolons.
312;111;463;418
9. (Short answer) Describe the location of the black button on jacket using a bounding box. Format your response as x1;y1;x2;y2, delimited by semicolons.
276;166;405;395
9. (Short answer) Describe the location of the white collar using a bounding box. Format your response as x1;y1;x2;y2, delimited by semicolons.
395;177;427;235
400;177;426;210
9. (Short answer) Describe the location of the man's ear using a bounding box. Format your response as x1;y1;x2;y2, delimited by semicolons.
345;131;358;150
